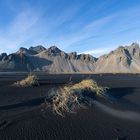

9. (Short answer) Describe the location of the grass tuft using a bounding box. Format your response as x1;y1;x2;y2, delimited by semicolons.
45;79;107;117
13;74;39;87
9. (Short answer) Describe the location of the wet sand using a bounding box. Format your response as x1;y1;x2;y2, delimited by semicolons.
0;73;140;140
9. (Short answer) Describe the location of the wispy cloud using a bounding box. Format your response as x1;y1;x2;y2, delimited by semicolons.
9;10;40;35
0;6;43;53
80;47;115;57
0;0;140;55
52;5;140;53
53;14;115;48
0;1;86;53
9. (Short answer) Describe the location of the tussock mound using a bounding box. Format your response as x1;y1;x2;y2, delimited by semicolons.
13;74;39;87
45;79;107;116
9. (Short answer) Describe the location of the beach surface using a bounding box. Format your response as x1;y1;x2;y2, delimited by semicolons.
0;73;140;140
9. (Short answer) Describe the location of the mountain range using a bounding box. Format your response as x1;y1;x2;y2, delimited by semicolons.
0;42;140;73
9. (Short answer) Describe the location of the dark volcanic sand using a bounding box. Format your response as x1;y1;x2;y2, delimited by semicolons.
0;73;140;140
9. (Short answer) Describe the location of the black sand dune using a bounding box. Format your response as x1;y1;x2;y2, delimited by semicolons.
0;73;140;140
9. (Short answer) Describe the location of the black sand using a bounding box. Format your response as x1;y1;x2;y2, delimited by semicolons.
0;73;140;140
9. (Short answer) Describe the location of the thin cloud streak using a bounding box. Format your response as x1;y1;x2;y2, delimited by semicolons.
0;0;140;54
54;14;116;49
47;6;140;50
80;47;114;57
0;7;43;53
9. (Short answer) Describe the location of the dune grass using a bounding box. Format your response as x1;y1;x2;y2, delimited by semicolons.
14;74;39;87
46;79;107;117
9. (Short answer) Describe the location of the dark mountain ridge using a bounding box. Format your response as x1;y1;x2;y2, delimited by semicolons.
0;45;96;72
0;43;140;73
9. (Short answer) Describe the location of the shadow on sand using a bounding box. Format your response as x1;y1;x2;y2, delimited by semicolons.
106;88;140;109
0;97;45;111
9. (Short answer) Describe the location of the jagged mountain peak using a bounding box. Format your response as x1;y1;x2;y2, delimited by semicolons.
38;46;65;57
0;53;7;57
29;45;46;53
0;53;7;61
114;46;126;54
16;45;46;55
130;42;139;48
16;47;36;55
47;46;62;53
78;53;97;62
19;47;27;51
110;42;140;55
126;42;140;59
17;47;28;53
68;52;77;59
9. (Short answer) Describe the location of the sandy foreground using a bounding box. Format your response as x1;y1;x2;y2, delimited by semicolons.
0;73;140;140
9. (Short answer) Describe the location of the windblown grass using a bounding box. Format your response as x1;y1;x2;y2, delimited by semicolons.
14;74;39;87
45;79;107;117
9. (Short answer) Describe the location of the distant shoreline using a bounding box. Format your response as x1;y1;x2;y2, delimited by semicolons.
0;71;140;75
0;73;140;88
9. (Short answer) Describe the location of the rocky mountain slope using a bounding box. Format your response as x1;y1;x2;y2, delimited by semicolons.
0;45;96;72
0;43;140;73
95;43;140;73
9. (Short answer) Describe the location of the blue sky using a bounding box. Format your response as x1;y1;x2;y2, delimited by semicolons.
0;0;140;57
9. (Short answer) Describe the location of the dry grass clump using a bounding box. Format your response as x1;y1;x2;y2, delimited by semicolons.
14;74;39;87
46;79;107;117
